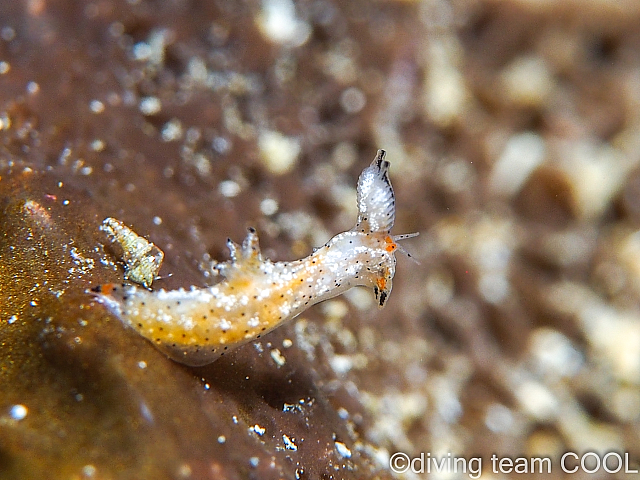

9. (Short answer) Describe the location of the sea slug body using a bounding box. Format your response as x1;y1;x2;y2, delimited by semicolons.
95;150;416;366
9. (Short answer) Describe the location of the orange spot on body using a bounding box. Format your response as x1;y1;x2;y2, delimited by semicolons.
100;283;116;295
384;235;397;252
377;277;386;291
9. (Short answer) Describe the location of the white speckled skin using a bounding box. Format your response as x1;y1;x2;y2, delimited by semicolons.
96;150;414;366
356;149;396;233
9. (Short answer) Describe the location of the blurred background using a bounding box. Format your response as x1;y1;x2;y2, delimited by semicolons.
2;0;640;478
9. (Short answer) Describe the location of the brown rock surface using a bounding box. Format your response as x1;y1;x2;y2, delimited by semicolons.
3;1;640;479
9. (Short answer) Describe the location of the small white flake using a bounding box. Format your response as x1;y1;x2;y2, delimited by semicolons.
340;87;366;114
283;402;300;413
257;0;311;46
270;348;286;367
217;435;226;443
218;180;241;198
1;27;15;41
82;464;96;477
258;130;301;175
485;403;514;433
515;380;559;420
90;139;105;152
139;96;162;115
0;111;11;130
282;434;297;451
140;402;154;422
329;354;352;375
334;440;351;459
251;424;266;436
89;100;105;114
132;42;152;61
26;81;40;94
9;404;27;420
490;132;545;197
212;136;231;154
187;57;208;84
249;457;259;468
161;119;183;142
177;464;191;478
260;198;279;216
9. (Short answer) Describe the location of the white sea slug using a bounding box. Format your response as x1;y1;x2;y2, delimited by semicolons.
94;150;417;366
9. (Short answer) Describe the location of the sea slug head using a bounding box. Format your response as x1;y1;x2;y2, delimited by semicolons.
346;149;416;307
323;230;398;307
367;234;398;308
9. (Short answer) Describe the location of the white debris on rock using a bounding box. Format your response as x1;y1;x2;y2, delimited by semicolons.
545;281;640;384
528;328;583;379
258;130;301;175
554;140;638;220
422;37;469;127
501;55;554;107
256;0;310;47
489;132;546;197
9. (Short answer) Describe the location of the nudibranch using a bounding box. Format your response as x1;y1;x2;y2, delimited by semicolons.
94;150;416;366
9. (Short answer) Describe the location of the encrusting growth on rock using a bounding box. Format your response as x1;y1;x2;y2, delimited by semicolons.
100;217;164;289
94;150;417;366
